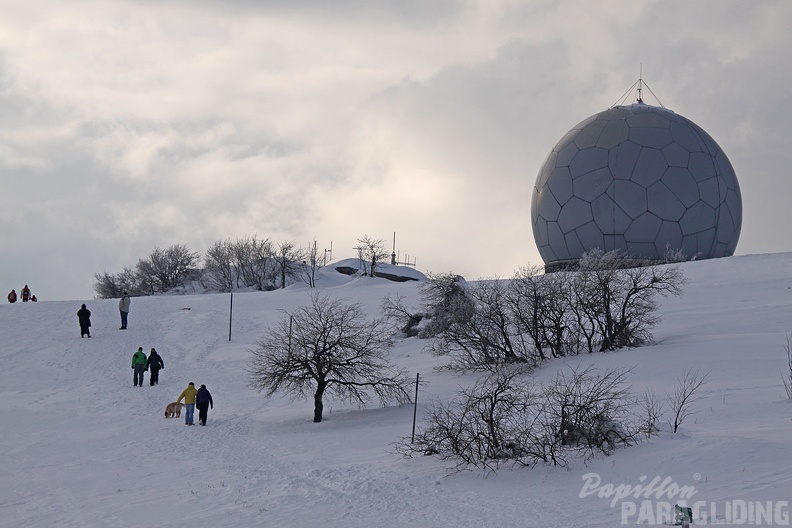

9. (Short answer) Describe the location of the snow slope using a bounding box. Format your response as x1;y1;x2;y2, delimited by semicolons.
2;254;792;527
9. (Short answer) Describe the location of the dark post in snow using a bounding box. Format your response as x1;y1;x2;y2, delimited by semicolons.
411;372;420;443
228;292;233;342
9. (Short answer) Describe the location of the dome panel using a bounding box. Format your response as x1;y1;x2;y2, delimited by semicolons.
688;152;717;182
698;178;720;208
575;221;606;253
662;167;700;207
625;212;663;243
547;167;574;205
573;167;612;202
536;189;562;221
655;221;684;256
597;120;630;149
632;148;667;188
558;197;593;232
648;181;687;221
629;127;673;149
662;142;690;168
670;122;703;153
556;142;579;167
592;194;633;234
680;201;716;235
609;179;647;219
574;120;609;149
626;110;670;128
570;147;609;177
612;141;642;179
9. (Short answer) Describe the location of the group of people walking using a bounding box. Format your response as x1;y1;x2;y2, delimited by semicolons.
176;382;214;426
7;285;36;303
131;347;165;386
73;291;132;338
74;292;216;426
130;348;215;425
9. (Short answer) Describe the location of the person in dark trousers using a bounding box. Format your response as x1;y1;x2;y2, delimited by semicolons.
196;384;214;426
21;285;31;302
146;348;164;386
77;303;91;338
131;347;147;387
7;289;16;303
119;292;131;329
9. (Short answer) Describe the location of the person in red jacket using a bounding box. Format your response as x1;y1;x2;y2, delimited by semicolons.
7;289;17;303
21;285;31;302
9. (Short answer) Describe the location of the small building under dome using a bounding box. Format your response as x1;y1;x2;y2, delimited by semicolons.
531;98;742;271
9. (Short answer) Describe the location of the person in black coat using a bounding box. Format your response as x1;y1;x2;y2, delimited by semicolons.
146;348;165;386
196;384;214;426
77;304;91;338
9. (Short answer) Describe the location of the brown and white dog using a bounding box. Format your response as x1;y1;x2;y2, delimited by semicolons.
164;402;185;418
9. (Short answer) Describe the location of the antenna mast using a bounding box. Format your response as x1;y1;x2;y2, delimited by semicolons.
637;63;643;103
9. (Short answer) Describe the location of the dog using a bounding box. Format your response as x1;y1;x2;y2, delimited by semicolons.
164;402;185;418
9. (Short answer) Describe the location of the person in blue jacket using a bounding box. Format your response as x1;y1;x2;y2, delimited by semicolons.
196;384;214;426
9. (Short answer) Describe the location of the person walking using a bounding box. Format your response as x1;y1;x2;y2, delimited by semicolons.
119;291;131;329
77;303;92;338
176;382;198;425
146;348;164;386
21;285;31;302
131;347;147;387
7;289;17;303
196;384;214;426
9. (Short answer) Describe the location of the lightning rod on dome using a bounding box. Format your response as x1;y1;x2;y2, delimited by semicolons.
610;65;665;109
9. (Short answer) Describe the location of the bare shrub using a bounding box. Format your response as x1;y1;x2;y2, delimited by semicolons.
403;364;639;472
668;367;709;433
542;364;639;458
783;334;792;400
638;389;665;437
418;273;475;339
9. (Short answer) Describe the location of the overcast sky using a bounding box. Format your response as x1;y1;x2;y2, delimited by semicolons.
2;0;790;301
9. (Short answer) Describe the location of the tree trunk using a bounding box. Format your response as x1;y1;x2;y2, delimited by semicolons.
313;385;325;423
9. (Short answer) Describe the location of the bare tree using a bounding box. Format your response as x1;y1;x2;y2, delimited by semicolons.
234;235;274;290
136;244;200;293
93;266;144;298
301;240;320;288
429;280;537;371
273;240;304;289
247;293;411;422
668;367;709;433
203;239;236;292
356;235;388;278
577;250;686;351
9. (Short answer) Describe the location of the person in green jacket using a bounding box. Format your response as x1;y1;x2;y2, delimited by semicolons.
131;347;147;387
176;382;198;425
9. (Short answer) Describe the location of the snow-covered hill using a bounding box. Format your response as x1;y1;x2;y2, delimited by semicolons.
2;254;792;527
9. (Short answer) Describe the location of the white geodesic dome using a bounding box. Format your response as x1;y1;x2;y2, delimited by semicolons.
531;103;742;269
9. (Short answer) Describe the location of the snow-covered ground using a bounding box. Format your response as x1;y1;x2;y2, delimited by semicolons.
2;254;792;527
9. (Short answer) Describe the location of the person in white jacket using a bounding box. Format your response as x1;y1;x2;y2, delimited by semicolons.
119;292;131;330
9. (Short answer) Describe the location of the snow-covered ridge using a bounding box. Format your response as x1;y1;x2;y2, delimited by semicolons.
2;252;792;527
